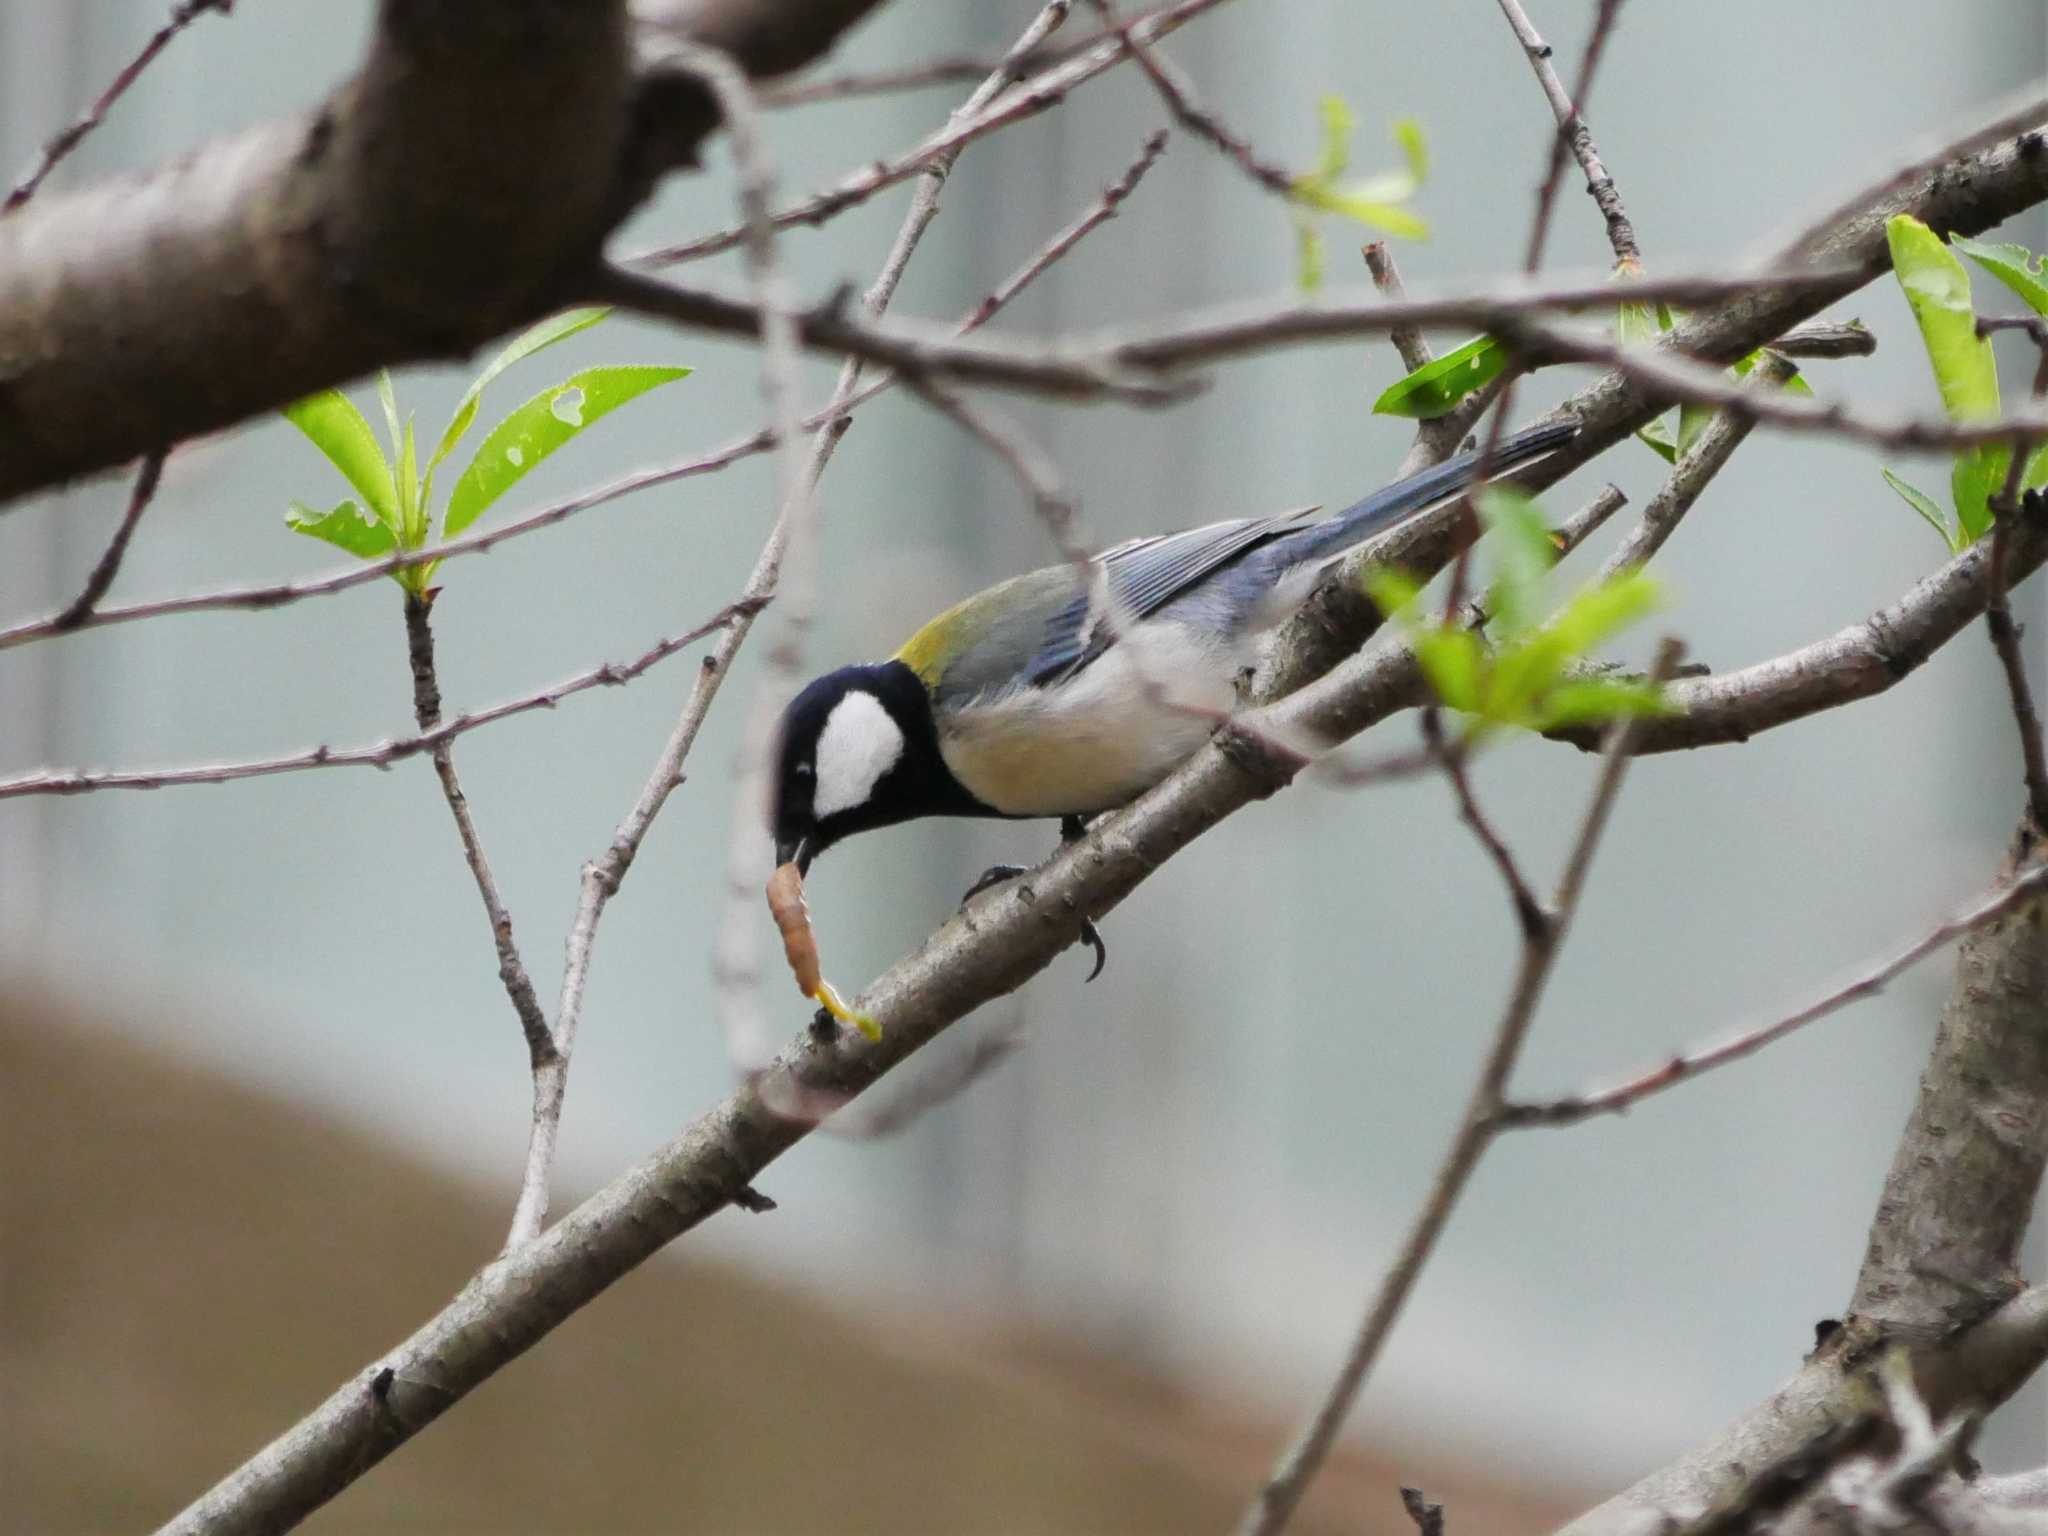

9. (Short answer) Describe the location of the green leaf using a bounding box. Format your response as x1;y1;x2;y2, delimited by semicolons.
1545;571;1663;657
1372;335;1506;419
286;499;397;560
1477;487;1556;640
443;364;689;539
1952;236;2048;318
1887;214;2001;423
430;306;612;477
1293;181;1430;240
1413;627;1483;712
1534;678;1672;731
1881;468;1960;551
1953;444;2010;544
376;372;404;460
1313;95;1355;182
1392;116;1428;184
398;414;422;551
1292;107;1429;241
1294;215;1326;292
283;391;398;528
1363;566;1424;620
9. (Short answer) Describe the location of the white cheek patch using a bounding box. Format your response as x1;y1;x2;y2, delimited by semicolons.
812;690;906;819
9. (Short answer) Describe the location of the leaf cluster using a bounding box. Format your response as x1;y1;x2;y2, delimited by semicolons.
283;309;689;593
1365;489;1667;737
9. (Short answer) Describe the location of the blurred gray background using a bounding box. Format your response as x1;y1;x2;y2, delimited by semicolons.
3;0;2044;1504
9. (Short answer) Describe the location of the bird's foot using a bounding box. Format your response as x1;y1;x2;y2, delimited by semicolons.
960;855;1108;983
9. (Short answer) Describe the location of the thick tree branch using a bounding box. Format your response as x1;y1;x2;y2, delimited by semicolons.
0;0;891;505
1562;836;2048;1532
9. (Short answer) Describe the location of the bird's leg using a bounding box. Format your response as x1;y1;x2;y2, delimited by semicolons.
958;818;1109;982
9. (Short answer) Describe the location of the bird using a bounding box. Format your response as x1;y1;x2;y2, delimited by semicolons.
769;419;1575;976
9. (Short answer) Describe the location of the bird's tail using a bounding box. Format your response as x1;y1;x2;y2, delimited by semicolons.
1291;419;1579;564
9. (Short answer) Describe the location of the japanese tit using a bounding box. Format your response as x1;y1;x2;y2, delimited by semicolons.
770;420;1574;876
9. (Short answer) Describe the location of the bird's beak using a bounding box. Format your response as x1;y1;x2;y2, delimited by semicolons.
775;832;814;876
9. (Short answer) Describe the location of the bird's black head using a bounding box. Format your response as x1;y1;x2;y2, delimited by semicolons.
769;660;979;874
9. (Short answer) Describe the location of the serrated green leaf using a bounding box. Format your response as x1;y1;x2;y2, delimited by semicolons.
1888;214;2001;423
1371;334;1506;419
286;499;397;560
398;413;422;553
1952;236;2048;318
283;391;397;528
1881;468;1960;551
430;306;612;478
443;364;689;539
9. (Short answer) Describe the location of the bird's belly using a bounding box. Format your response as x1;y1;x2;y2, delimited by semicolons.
938;629;1240;817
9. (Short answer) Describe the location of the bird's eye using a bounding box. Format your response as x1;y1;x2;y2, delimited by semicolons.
794;762;814;780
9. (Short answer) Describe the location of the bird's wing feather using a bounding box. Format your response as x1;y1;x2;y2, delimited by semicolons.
1022;506;1319;685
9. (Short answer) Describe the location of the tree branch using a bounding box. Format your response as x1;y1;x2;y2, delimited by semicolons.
0;0;898;506
49;450;164;630
1236;640;1684;1536
3;0;234;213
401;593;555;1074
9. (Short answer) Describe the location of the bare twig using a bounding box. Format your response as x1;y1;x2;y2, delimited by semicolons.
1422;712;1546;939
1399;1487;1446;1536
705;0;1083;1075
1237;641;1684;1536
50;450;165;630
1082;0;1289;194
509;36;815;1248
4;0;233;213
1979;324;2048;834
1594;352;1791;580
1498;859;2048;1128
402;594;554;1073
1767;79;2048;267
0;599;758;801
1494;0;1639;266
962;128;1171;330
1365;242;1470;468
627;0;1232;266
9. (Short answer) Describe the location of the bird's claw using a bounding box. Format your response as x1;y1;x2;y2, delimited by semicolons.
960;862;1109;982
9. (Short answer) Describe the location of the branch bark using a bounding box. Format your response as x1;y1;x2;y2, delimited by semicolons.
0;0;888;504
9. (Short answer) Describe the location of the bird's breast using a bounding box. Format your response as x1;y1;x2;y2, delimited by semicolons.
935;622;1241;817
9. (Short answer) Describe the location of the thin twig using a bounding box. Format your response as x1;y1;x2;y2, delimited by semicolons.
51;450;165;630
706;0;1083;1076
1365;242;1468;468
0;138;1171;659
1083;0;1290;194
627;0;1233;267
1595;353;1792;580
1238;640;1684;1536
1498;859;2048;1128
0;599;759;802
402;594;554;1072
962;128;1171;330
4;0;233;214
508;37;819;1248
1445;0;1631;618
1978;319;2048;835
1494;0;1640;266
1421;711;1547;939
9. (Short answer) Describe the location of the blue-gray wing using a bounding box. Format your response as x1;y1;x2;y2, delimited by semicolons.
1022;508;1318;686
